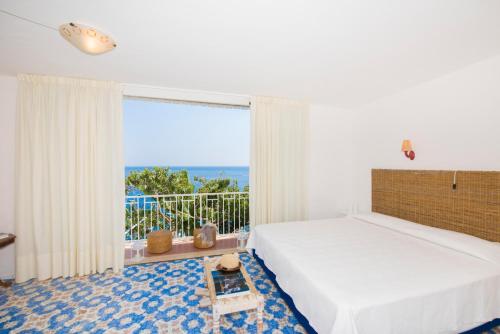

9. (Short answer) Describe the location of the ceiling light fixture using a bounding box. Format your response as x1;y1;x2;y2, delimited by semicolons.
59;22;116;55
0;10;116;56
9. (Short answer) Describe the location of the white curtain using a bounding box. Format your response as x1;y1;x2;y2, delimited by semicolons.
250;96;309;227
15;74;124;282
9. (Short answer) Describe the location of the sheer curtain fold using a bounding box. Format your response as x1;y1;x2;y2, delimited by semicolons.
250;96;309;227
15;74;124;283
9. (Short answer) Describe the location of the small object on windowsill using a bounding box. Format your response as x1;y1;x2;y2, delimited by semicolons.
131;240;144;261
193;223;217;249
147;229;173;254
236;227;250;251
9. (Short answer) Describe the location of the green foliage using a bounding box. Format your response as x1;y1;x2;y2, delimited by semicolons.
125;167;249;240
126;167;194;195
194;176;240;193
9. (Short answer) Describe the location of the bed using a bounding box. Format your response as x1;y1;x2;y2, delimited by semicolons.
247;170;500;334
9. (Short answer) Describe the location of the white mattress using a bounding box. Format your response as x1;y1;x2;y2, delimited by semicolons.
247;213;500;334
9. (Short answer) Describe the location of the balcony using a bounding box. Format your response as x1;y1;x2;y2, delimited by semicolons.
124;192;249;264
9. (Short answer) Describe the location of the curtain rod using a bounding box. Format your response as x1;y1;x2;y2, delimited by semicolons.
124;95;251;110
122;83;251;108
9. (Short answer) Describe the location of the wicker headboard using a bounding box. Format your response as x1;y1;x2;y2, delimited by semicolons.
372;169;500;242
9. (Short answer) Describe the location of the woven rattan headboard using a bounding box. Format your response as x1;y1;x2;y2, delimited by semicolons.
372;169;500;242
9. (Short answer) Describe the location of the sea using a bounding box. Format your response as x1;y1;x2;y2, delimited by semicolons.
125;166;249;192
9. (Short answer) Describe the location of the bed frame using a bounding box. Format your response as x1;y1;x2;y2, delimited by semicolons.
372;169;500;242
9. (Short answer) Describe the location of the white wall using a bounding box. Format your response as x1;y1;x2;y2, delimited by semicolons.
352;54;500;212
0;75;17;279
3;54;499;277
308;105;353;219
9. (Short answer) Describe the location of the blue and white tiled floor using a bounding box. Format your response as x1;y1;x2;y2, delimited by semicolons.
0;253;306;333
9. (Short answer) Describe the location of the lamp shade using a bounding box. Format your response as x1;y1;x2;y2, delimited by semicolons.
59;23;116;55
401;139;413;152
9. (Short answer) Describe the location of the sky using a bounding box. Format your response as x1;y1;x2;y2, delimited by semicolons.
123;98;250;167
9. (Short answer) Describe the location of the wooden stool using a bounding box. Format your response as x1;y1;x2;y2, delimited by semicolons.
147;230;172;254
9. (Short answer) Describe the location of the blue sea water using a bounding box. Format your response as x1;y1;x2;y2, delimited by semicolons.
125;166;249;192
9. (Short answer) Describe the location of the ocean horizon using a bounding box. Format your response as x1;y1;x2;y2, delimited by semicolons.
125;166;249;192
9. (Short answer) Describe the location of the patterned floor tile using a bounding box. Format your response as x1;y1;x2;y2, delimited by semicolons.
0;253;306;333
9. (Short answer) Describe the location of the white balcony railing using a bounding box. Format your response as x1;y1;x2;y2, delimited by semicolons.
125;192;249;241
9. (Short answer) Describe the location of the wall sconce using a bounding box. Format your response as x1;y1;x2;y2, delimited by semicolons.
401;139;415;160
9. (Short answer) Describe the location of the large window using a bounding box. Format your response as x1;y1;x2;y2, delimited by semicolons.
123;98;250;240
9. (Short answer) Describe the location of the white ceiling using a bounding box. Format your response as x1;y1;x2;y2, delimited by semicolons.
1;0;500;107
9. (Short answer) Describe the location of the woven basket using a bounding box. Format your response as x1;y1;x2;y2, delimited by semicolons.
193;226;216;249
147;230;173;254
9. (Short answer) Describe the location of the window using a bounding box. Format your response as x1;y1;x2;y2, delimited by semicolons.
123;98;250;240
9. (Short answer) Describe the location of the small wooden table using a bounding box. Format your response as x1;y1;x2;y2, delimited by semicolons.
0;233;15;287
204;254;264;334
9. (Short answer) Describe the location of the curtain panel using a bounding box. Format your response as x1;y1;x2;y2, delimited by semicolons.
15;74;124;282
249;96;309;227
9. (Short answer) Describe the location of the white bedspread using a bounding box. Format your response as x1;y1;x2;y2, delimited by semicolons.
247;213;500;334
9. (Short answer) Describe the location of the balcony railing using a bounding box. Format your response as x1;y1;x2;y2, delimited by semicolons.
125;192;249;240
